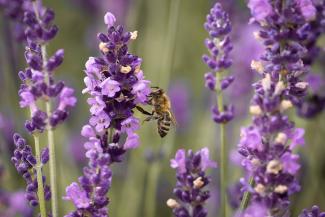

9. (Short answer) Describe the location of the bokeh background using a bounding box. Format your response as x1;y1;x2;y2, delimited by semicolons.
0;0;324;216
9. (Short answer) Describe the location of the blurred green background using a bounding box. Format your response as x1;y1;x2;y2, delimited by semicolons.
0;0;324;216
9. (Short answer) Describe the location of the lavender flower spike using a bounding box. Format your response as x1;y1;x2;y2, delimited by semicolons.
167;148;217;217
203;2;234;123
64;12;151;217
8;0;77;216
202;3;234;217
238;0;312;215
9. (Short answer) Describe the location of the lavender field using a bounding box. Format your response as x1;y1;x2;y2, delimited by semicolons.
0;0;325;217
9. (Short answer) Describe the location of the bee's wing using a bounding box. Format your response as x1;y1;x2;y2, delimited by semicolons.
169;110;177;127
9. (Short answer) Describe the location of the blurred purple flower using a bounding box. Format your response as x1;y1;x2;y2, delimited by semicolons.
68;135;86;164
306;74;324;93
230;26;263;97
0;190;33;217
227;182;243;209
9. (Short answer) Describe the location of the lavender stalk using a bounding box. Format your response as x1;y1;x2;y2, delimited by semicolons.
33;134;47;217
9;0;77;216
64;12;151;216
237;0;316;215
203;3;234;216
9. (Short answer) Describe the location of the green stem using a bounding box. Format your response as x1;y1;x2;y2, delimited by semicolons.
144;160;160;217
32;2;58;216
33;135;47;217
220;123;227;217
43;45;58;217
240;177;255;210
216;71;227;217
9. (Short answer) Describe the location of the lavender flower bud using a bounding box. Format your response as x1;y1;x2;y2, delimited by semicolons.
203;3;235;124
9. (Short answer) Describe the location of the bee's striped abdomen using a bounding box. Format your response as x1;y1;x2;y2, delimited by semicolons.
157;112;172;137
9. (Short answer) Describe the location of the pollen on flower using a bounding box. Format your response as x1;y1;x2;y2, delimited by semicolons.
135;66;141;73
130;31;138;40
275;133;287;145
251;60;264;73
254;183;266;196
280;100;293;112
261;74;271;91
120;65;132;74
274;81;285;96
249;105;263;116
99;42;109;53
274;185;288;194
193;177;205;189
266;160;283;174
166;198;180;209
295;82;309;89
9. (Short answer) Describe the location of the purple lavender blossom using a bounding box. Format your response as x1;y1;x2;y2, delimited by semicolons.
64;12;151;216
167;148;217;217
17;2;76;134
203;2;234;124
11;133;51;207
6;1;76;216
299;205;325;217
238;0;313;214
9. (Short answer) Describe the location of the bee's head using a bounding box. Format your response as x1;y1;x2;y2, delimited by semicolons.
151;87;164;96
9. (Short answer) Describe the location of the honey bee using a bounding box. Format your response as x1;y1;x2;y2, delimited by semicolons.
136;87;176;137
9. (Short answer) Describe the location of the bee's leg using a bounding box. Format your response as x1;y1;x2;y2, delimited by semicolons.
135;106;152;116
143;116;154;122
146;97;153;105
